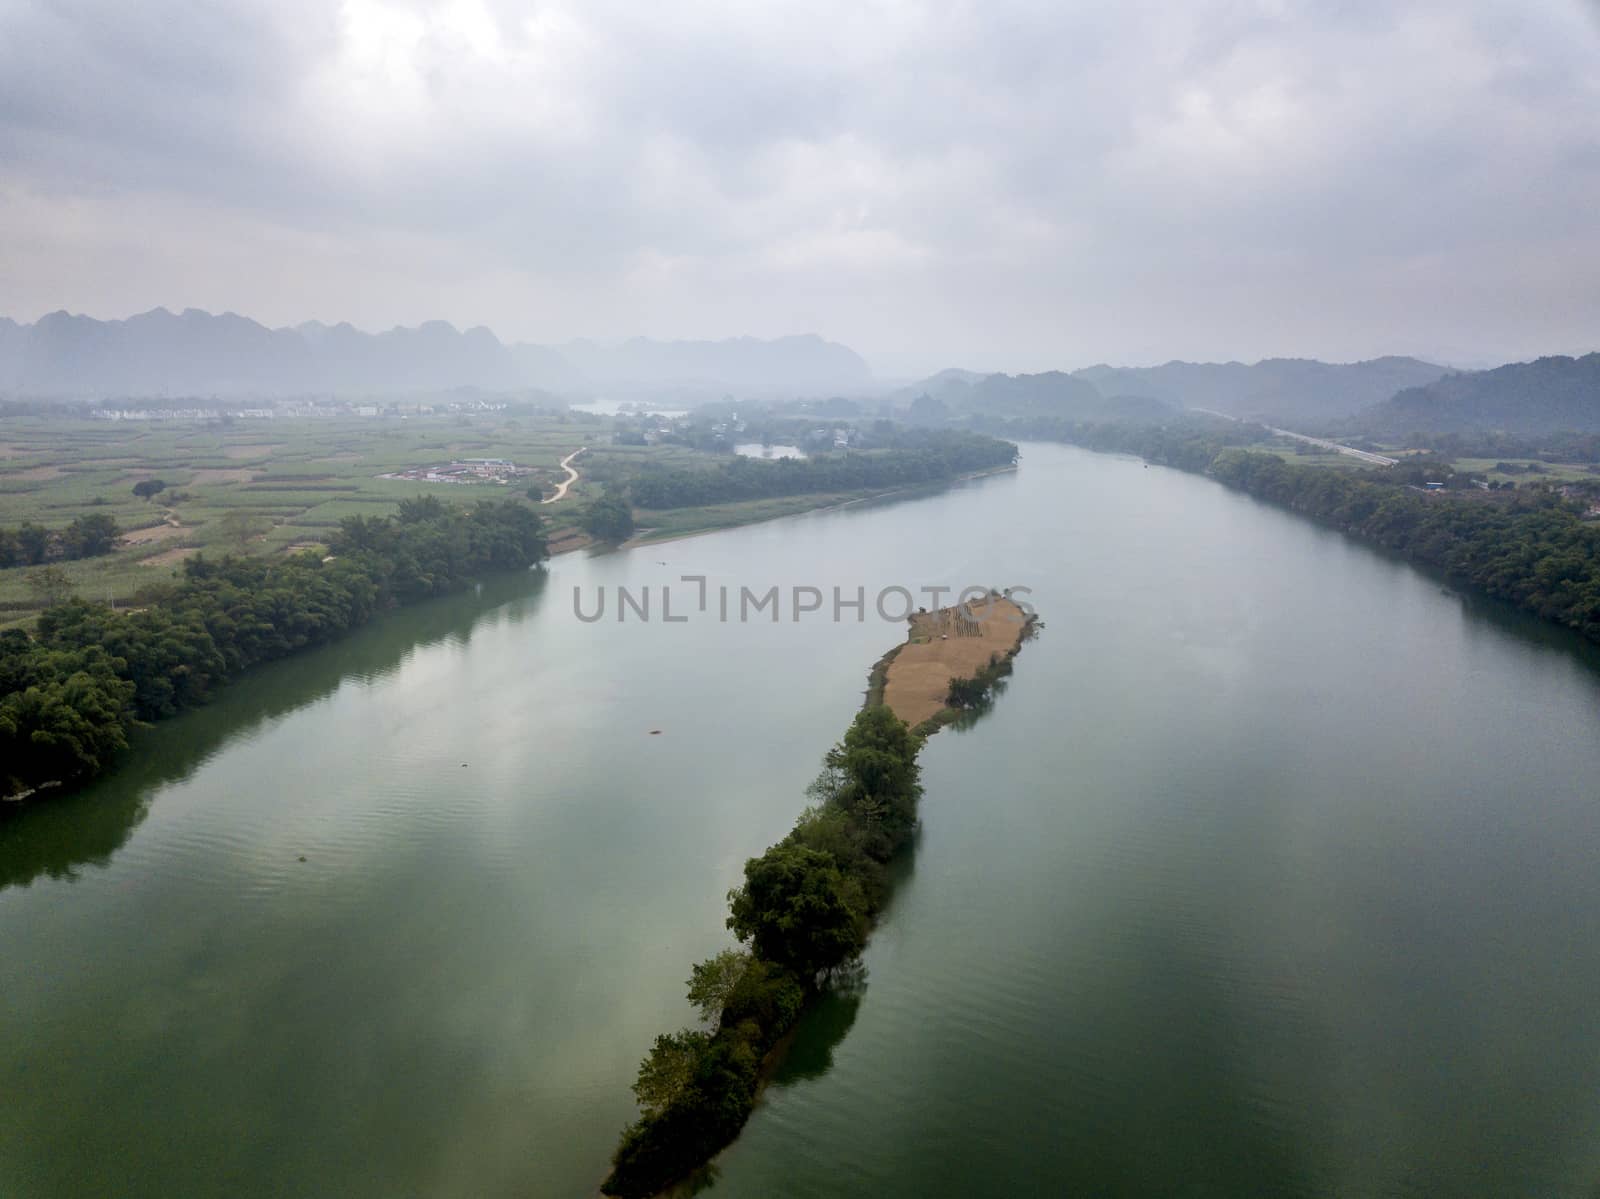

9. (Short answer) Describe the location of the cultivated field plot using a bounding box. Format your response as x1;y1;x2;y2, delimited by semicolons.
0;412;718;613
1445;457;1600;483
882;595;1031;727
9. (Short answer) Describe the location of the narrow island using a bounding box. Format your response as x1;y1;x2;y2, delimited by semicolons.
600;593;1038;1198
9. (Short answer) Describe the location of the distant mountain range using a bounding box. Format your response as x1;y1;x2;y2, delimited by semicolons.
1071;357;1450;425
8;309;1593;437
1347;354;1600;437
0;309;874;398
898;353;1600;439
896;368;1178;424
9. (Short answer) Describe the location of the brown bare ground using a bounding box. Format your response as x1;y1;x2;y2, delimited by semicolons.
188;468;257;484
137;547;199;568
881;595;1030;727
547;529;594;555
122;523;187;545
223;444;282;459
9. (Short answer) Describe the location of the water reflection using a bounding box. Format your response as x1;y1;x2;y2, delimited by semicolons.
770;965;868;1086
686;970;868;1198
0;570;550;892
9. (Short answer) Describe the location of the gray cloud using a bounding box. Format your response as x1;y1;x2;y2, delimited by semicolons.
2;0;1597;374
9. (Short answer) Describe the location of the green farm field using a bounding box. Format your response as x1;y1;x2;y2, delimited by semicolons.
0;411;716;613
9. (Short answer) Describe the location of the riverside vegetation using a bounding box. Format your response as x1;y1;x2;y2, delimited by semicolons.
989;416;1600;646
0;429;1023;801
626;429;1018;509
0;416;1019;612
0;497;547;799
602;603;1031;1198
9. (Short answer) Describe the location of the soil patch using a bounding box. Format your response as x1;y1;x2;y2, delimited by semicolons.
547;529;594;555
122;523;186;545
881;595;1032;728
137;547;199;568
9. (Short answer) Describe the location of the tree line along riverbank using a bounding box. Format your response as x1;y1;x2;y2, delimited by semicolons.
602;598;1035;1198
0;497;547;801
983;416;1600;648
0;434;1024;804
623;429;1018;509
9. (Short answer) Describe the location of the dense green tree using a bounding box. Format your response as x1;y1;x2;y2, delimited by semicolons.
15;522;50;565
582;492;636;542
726;844;867;979
631;1030;711;1117
946;675;988;708
2;499;548;799
0;647;135;794
0;514;122;566
61;513;120;558
396;495;446;523
822;704;923;848
686;950;750;1025
132;479;167;500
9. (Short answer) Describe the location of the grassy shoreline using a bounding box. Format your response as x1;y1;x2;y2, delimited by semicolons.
620;463;1019;552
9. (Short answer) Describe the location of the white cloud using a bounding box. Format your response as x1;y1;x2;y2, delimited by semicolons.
1;0;1597;372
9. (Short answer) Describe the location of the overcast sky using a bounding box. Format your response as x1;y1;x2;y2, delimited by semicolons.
1;0;1597;375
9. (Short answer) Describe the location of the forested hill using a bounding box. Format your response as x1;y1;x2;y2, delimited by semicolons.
1073;356;1447;425
900;369;1175;423
1349;354;1600;437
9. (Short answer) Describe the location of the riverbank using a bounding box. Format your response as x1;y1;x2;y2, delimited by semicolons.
12;441;1600;1199
0;500;549;803
1006;418;1600;648
620;464;1019;551
599;595;1036;1198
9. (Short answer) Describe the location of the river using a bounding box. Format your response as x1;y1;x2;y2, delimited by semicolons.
4;443;1600;1197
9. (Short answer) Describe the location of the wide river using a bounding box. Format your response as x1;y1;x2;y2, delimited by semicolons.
5;443;1600;1198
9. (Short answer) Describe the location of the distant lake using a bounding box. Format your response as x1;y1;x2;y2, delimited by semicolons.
6;443;1600;1197
734;443;807;460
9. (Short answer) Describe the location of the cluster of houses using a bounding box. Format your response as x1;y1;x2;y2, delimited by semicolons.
380;458;532;485
92;407;277;421
88;397;513;422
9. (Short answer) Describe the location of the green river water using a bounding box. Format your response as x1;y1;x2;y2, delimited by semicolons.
4;443;1600;1197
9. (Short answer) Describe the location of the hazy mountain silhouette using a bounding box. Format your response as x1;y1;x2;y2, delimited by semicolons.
1351;354;1600;436
558;334;871;390
1073;356;1448;426
899;368;1177;423
0;309;873;398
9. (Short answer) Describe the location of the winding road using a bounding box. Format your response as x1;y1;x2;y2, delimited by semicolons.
1192;409;1398;466
541;447;586;503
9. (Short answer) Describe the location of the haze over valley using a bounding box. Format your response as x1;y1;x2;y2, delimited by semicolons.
5;2;1600;1198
